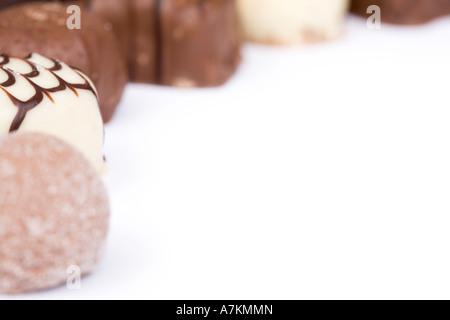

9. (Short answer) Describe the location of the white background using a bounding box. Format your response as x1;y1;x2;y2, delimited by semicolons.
3;16;450;300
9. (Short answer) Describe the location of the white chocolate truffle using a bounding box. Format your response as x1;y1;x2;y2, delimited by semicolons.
0;53;106;175
237;0;349;45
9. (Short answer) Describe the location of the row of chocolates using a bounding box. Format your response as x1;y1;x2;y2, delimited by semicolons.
0;0;448;124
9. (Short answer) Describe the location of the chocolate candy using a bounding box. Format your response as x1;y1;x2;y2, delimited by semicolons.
0;53;106;174
0;0;241;88
90;0;242;87
351;0;450;25
0;133;109;294
237;0;350;45
0;2;127;123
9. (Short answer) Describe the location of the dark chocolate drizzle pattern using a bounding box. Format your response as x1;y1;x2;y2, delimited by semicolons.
0;54;97;132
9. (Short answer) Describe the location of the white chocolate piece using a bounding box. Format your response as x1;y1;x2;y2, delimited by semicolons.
0;53;106;175
237;0;350;45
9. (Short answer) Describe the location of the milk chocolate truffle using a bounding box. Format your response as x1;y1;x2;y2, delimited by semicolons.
0;2;127;122
351;0;450;25
0;53;106;175
237;0;350;45
0;133;109;294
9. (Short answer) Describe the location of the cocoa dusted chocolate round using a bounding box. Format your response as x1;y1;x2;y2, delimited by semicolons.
0;133;110;294
0;1;127;123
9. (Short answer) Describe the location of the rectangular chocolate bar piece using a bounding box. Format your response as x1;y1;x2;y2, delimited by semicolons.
90;0;241;87
159;0;241;87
